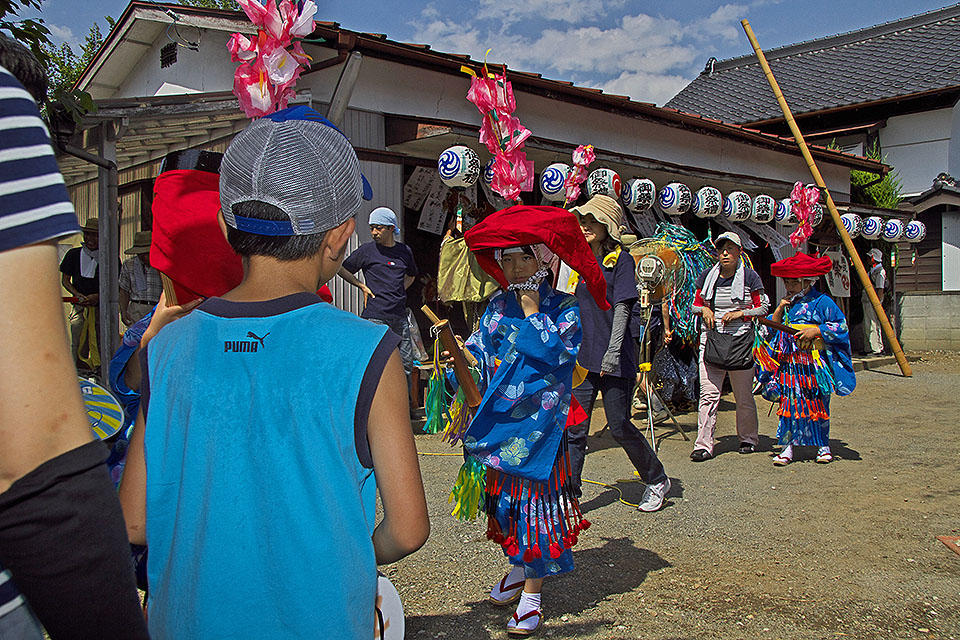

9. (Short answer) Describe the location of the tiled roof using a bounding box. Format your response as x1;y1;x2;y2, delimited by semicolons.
665;4;960;124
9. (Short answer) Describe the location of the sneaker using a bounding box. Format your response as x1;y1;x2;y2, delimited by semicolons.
637;477;671;512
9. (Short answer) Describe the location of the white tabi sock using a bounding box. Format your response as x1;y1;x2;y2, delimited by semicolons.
508;591;542;632
779;444;794;460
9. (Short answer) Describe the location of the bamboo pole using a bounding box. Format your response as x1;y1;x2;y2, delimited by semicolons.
741;19;912;377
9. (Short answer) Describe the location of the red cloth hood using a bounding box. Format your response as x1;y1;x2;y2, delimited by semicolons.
464;205;610;310
150;169;243;303
770;252;833;278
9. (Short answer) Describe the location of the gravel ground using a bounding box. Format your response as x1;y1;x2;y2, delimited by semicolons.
385;352;960;639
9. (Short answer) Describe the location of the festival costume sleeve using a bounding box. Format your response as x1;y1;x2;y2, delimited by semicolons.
0;441;150;640
811;294;857;396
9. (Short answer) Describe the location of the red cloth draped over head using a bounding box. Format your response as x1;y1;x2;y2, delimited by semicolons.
464;205;610;310
770;252;833;278
150;169;243;303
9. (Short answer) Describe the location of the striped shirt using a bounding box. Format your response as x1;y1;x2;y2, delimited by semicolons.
693;267;769;337
0;65;79;253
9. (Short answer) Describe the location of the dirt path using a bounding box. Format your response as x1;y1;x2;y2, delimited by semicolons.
387;352;960;639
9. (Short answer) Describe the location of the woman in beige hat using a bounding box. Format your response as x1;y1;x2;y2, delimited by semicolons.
567;195;671;512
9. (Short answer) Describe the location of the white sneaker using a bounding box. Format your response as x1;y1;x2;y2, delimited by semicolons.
637;477;671;512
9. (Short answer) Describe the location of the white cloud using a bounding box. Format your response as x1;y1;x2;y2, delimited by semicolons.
476;0;623;28
599;70;694;105
47;23;78;48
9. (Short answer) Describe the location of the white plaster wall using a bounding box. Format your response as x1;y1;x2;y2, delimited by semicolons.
115;31;237;97
944;210;960;291
880;108;952;196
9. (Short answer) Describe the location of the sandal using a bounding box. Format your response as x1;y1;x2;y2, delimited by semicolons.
507;609;542;636
772;453;792;466
816;452;834;464
489;572;524;606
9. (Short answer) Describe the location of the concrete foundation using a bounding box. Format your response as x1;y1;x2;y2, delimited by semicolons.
899;291;960;350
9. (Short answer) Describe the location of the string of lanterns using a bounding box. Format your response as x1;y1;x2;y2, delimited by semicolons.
436;145;926;244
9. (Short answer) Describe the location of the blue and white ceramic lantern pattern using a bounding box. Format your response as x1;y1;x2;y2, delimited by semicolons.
776;198;793;223
658;182;692;216
586;168;622;200
621;178;657;212
722;191;752;222
438;145;481;189
692;186;722;218
881;218;905;242
751;194;776;223
861;216;884;240
539;163;569;201
904;220;927;243
840;213;863;239
482;158;495;186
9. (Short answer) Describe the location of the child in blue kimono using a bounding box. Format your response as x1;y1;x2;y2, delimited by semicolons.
453;205;610;636
758;252;856;465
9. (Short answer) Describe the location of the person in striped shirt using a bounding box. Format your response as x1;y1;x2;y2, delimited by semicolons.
0;35;148;639
690;231;769;461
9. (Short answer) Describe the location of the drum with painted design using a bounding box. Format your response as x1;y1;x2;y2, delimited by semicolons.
79;377;125;440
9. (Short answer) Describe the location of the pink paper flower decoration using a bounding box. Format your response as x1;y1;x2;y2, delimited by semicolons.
564;144;595;203
789;181;820;248
229;0;316;118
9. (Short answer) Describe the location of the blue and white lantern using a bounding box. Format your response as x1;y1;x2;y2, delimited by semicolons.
722;191;752;222
904;220;926;243
776;198;794;224
811;203;824;226
882;218;905;242
840;213;863;239
752;194;776;223
862;216;884;240
691;186;722;218
586;168;622;200
539;163;569;201
482;158;495;186
658;182;692;216
621;178;656;212
438;145;481;189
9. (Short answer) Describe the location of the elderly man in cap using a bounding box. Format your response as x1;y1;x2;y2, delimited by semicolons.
862;247;886;355
59;217;101;368
119;231;162;326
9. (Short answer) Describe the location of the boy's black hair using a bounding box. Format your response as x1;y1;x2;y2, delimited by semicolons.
226;201;326;260
0;34;48;103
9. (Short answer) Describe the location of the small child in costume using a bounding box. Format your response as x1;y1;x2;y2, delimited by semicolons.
756;252;856;465
447;205;609;636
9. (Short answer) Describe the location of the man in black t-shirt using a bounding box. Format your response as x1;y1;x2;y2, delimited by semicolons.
59;217;101;369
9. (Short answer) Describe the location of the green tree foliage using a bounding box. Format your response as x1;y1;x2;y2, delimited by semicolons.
41;20;108;123
178;0;241;10
0;0;52;64
851;140;903;210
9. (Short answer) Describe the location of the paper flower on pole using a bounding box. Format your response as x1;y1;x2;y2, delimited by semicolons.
789;181;821;248
563;144;595;204
464;61;534;202
228;0;317;118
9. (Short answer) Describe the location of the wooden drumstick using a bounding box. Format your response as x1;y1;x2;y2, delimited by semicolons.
420;305;479;367
432;319;482;408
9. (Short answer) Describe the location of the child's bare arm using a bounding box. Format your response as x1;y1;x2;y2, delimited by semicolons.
367;350;429;564
118;409;148;545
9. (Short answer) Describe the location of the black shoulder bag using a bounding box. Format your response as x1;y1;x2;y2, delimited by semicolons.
702;286;757;371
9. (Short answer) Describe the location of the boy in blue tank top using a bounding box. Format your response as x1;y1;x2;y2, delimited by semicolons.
118;106;429;639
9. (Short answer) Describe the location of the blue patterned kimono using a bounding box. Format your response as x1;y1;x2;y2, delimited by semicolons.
462;281;582;578
759;288;856;447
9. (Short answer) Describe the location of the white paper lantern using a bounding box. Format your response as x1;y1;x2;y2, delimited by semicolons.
881;218;905;242
722;191;752;222
539;163;569;201
812;203;824;226
751;194;776;223
840;213;863;238
776;198;793;224
861;216;884;240
438;145;481;189
586;168;622;199
482;158;495;185
904;220;926;243
658;182;692;216
621;178;656;212
691;186;722;218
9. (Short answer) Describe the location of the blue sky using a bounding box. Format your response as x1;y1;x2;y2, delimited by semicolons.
22;0;957;104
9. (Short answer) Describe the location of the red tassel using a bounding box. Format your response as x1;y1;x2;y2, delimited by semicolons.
522;548;534;563
507;541;520;557
562;535;572;549
580;519;591;530
531;545;542;559
549;543;563;558
493;532;505;544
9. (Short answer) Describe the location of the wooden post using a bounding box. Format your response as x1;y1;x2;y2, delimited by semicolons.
740;19;912;377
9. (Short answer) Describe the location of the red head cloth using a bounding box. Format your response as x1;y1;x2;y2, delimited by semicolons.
151;169;243;303
464;205;610;310
770;252;833;279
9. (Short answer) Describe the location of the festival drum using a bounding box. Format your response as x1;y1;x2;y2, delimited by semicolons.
691;186;722;218
658;182;692;216
586;168;622;199
904;220;927;243
722;191;752;222
840;213;863;238
861;216;884;240
621;178;656;212
788;324;826;351
882;218;905;242
438;145;481;189
79;377;125;440
776;198;794;224
751;194;776;223
374;573;404;639
539;163;569;201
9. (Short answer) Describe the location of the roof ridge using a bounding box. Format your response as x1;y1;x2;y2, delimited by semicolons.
711;3;960;72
